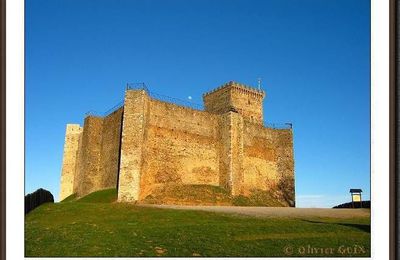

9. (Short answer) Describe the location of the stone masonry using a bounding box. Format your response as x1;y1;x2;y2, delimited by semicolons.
59;124;82;200
59;81;295;206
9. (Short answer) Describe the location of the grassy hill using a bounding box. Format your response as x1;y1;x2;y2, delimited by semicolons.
333;201;371;209
25;189;371;257
76;188;118;203
61;186;286;206
143;184;287;206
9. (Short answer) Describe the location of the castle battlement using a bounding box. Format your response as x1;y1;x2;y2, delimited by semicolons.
203;81;267;124
203;81;265;98
60;81;295;206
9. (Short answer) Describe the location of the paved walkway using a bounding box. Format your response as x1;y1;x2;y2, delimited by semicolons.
140;204;370;218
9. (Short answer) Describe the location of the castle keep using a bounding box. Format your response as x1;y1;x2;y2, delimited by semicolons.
60;81;295;206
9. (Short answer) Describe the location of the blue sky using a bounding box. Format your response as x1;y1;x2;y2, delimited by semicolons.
25;0;371;207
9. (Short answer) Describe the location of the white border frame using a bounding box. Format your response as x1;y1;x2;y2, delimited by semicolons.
6;0;389;259
370;0;390;258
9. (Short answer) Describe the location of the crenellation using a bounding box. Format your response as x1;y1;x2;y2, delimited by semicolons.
203;81;266;124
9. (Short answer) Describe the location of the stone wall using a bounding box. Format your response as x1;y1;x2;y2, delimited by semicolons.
73;125;83;195
242;121;295;206
62;82;295;206
74;116;104;197
230;87;264;124
72;108;124;198
275;129;295;206
98;107;124;189
203;87;232;114
59;124;82;201
218;112;244;195
139;99;220;200
228;112;245;196
203;82;265;124
118;90;149;202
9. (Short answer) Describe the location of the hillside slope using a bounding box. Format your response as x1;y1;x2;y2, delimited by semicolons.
25;189;371;257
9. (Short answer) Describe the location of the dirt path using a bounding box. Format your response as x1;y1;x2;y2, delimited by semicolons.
140;204;370;218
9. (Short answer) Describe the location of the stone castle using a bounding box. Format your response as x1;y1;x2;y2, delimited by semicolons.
59;81;295;206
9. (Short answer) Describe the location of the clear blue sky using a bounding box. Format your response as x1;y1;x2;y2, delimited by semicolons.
25;0;371;207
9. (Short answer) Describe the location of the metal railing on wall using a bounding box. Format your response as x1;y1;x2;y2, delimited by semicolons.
264;123;293;130
84;83;293;130
85;100;124;117
148;91;203;111
126;82;149;92
85;83;203;117
127;82;204;111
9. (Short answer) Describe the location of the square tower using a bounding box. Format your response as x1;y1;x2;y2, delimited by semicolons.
202;81;266;124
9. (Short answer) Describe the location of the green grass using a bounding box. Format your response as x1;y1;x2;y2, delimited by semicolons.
143;184;232;205
232;190;287;207
77;188;117;203
25;190;370;257
143;184;287;206
60;193;77;203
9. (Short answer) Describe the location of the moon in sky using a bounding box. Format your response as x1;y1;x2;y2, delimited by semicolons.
188;96;192;100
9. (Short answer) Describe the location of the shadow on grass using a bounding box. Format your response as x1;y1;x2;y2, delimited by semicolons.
301;220;370;233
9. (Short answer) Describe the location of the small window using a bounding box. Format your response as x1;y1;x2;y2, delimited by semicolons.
248;100;251;105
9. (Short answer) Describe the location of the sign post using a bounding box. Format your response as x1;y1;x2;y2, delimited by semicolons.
349;189;363;208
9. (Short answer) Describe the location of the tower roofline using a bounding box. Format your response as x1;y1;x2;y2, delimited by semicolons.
202;81;266;98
